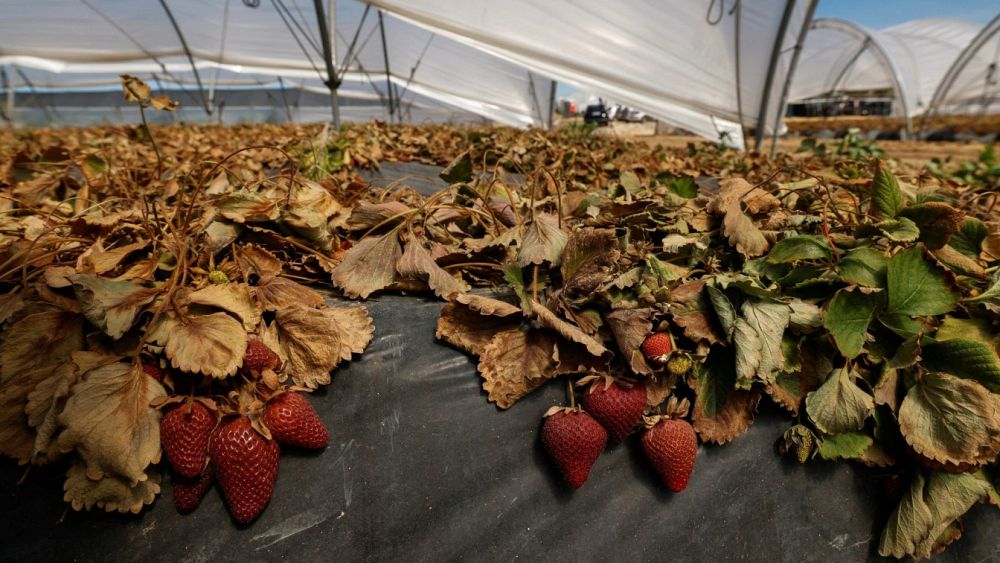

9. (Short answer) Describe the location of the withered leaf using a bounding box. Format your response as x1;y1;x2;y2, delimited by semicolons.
561;228;619;296
56;361;165;484
331;231;402;299
531;299;609;358
0;363;63;464
186;283;261;330
25;360;78;458
273;305;374;389
63;460;160;514
452;293;522;317
253;276;326;311
691;348;759;444
899;372;1000;468
0;311;84;383
215;191;280;223
281;181;346;247
723;211;769;257
517;213;568;267
347;201;411;232
76;241;148;275
436;299;521;356
397;238;469;299
160;312;247;378
605;308;654;375
766;339;829;415
478;327;557;409
233;244;282;283
70;274;159;340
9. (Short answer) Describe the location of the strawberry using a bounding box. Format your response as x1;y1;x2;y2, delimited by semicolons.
211;416;280;524
142;362;164;382
263;392;329;449
208;270;230;284
541;408;608;488
173;465;213;514
641;418;697;492
242;339;280;374
160;401;216;479
640;332;673;365
581;381;646;444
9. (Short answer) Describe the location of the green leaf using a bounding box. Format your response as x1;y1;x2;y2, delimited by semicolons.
950;218;988;257
817;432;873;460
645;255;683;284
502;264;531;311
806;366;874;435
872;163;904;218
877;311;924;339
922;339;1000;392
935;317;992;344
667;175;697;198
439;151;472;183
879;471;992;559
964;273;1000;307
823;288;884;359
695;346;737;418
876;217;920;242
886;246;957;317
735;299;791;384
619;171;642;195
838;247;888;288
706;285;737;339
765;236;831;264
898;372;1000;467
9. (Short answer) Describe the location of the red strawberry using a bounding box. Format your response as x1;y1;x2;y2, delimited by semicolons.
173;465;213;514
211;416;280;524
540;408;608;488
263;392;329;449
641;418;697;492
160;401;216;479
640;332;673;365
242;339;280;374
142;362;164;382
581;382;646;444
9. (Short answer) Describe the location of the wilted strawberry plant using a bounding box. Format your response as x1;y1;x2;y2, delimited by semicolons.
1;75;999;559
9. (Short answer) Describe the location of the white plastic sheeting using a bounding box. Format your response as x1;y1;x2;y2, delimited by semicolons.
0;0;554;128
366;0;818;149
926;14;1000;117
789;18;982;119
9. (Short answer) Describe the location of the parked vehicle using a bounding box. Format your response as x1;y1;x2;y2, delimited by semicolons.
583;104;610;125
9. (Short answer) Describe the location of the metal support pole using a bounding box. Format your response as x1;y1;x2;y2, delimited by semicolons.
753;0;796;152
158;0;213;116
2;65;14;126
377;9;396;123
313;0;341;128
547;80;557;130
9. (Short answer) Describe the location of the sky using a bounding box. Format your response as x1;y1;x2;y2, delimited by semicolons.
814;0;997;29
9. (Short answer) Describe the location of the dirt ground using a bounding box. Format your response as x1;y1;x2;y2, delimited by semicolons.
590;120;993;169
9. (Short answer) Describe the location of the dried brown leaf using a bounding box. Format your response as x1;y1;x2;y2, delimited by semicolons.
70;274;159;340
517;213;568;267
478;327;557;409
397;238;469;299
186;283;261;330
63;460;160;514
0;311;84;383
605;308;654;375
531;299;609;358
330;231;402;299
56;361;165;484
160;312;247;378
253;276;326;311
273;305;374;389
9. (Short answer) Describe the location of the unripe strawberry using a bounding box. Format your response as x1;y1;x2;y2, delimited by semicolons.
541;408;607;488
666;354;692;376
208;270;230;284
641;332;673;365
641;418;697;492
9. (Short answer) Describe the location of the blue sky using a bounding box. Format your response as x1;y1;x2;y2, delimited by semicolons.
814;0;997;29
